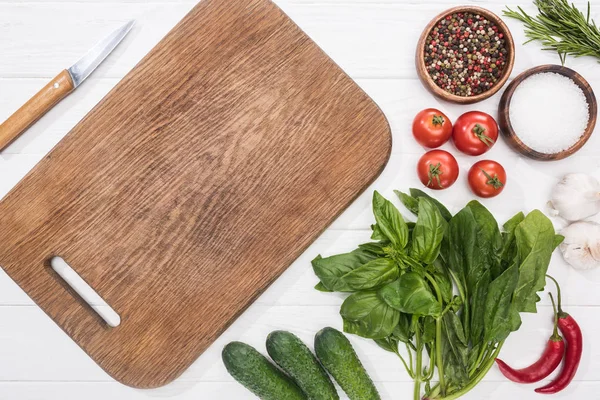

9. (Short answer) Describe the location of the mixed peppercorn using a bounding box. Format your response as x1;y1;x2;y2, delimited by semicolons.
424;12;509;97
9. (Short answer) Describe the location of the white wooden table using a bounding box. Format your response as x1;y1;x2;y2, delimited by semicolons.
1;0;600;398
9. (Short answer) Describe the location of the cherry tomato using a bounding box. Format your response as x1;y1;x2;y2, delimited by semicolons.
417;150;459;190
468;160;506;198
452;111;498;155
412;108;453;148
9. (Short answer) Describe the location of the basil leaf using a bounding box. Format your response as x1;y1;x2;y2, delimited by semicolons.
371;224;387;241
374;336;399;354
512;210;557;313
341;291;400;339
410;198;447;264
484;263;519;342
422;316;436;343
314;282;332;292
341;258;399;290
378;272;441;316
393;313;413;343
372;191;409;249
394;190;418;215
358;242;388;256
312;250;377;292
409;188;452;221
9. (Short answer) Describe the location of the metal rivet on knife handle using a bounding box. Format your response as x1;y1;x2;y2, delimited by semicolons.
0;71;75;151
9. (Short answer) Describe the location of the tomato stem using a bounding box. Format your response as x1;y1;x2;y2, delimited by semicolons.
428;163;444;189
472;124;495;147
480;168;504;189
432;115;445;126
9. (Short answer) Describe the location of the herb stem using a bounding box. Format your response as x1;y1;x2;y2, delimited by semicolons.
414;326;423;400
424;272;447;395
397;348;415;379
406;342;414;374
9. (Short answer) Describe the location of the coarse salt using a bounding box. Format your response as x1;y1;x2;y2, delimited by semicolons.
509;72;589;154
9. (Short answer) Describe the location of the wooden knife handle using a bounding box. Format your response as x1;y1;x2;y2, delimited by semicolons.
0;70;75;151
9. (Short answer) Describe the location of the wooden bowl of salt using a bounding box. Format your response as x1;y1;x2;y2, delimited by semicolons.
498;64;597;161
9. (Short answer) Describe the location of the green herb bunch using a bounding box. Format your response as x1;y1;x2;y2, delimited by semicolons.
312;189;563;400
504;0;600;64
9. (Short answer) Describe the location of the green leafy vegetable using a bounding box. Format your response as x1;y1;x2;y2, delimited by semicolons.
373;191;409;249
340;291;400;339
512;210;557;313
312;250;377;292
411;198;447;265
312;189;561;400
378;272;441;316
342;258;399;291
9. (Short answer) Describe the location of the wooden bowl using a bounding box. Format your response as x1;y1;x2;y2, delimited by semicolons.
498;64;597;161
416;6;515;104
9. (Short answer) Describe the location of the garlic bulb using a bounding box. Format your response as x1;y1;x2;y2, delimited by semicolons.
560;221;600;270
549;173;600;221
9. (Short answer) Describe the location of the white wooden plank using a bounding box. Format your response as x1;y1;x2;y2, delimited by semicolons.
1;381;599;400
1;2;600;81
0;304;596;384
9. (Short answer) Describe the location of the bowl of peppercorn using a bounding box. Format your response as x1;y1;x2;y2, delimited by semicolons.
416;6;515;104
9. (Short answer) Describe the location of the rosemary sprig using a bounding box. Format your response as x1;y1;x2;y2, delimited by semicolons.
504;0;600;64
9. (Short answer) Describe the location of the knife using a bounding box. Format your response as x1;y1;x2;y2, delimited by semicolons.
0;20;135;151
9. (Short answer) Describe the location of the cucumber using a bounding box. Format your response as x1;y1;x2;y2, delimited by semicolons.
266;330;339;400
314;327;381;400
222;341;307;400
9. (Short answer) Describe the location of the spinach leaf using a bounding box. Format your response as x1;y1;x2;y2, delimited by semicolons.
465;201;501;345
512;210;557;313
342;258;399;290
394;190;419;215
444;206;476;338
341;291;400;339
312;250;377;292
554;234;565;248
483;263;519;342
378;272;441;316
498;212;525;278
432;260;453;304
410;198;447;265
442;312;469;386
373;191;409;249
410;188;452;221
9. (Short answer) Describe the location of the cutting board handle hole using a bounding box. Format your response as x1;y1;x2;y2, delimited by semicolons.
50;257;121;328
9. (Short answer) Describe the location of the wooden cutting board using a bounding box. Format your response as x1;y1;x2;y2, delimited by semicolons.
0;0;391;389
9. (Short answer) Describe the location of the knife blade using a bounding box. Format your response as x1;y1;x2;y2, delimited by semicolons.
0;20;135;151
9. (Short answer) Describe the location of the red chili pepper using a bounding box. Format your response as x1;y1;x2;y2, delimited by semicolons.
535;276;583;394
495;293;565;383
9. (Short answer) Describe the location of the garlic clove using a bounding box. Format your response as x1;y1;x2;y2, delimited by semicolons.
550;173;600;221
560;221;600;270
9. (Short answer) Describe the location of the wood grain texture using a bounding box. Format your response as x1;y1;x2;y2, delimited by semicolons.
0;0;391;389
415;6;515;104
498;64;597;161
0;70;74;151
